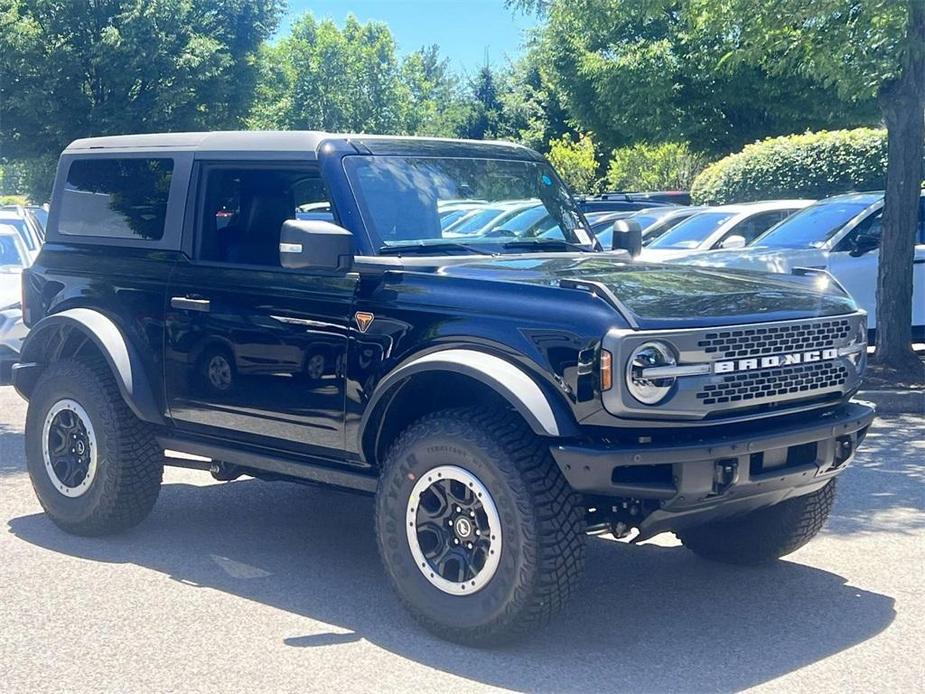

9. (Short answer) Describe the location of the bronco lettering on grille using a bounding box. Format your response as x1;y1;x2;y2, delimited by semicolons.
714;348;839;374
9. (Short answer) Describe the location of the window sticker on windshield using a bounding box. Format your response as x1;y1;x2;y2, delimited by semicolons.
541;174;552;186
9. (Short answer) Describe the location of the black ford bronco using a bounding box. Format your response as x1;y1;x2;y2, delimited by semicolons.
7;132;875;644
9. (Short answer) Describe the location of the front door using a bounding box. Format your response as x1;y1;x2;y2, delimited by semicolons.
164;163;356;455
827;199;925;331
827;210;883;325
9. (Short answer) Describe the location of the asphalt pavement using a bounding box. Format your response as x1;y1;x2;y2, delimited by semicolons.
1;386;922;693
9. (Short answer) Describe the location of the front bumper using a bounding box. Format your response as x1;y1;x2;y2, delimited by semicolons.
0;346;19;385
551;400;875;539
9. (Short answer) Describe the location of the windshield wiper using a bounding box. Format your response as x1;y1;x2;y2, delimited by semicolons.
501;239;591;253
378;242;494;256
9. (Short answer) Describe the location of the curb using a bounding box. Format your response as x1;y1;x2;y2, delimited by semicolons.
857;390;925;415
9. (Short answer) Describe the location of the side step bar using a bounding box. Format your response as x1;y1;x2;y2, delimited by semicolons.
157;435;378;494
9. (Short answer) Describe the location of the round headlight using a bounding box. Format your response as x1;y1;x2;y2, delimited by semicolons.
626;341;677;405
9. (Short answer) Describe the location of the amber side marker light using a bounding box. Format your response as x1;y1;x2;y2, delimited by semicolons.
600;350;613;391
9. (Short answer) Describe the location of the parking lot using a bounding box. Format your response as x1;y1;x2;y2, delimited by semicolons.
0;385;922;692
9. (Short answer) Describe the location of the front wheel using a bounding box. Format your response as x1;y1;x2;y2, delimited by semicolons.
375;407;586;645
678;480;837;565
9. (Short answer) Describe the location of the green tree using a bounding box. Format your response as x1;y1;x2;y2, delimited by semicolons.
458;66;510;140
251;14;406;133
399;45;469;136
691;0;924;372
0;0;284;161
500;52;573;152
514;1;879;155
546;133;600;194
607;142;708;191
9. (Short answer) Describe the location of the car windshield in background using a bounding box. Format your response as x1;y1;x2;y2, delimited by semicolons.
647;212;735;249
630;211;670;229
344;156;593;253
0;232;28;269
753;200;873;249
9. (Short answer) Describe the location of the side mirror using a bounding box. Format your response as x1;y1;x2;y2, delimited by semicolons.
849;234;879;257
721;234;746;250
611;219;642;256
279;220;354;273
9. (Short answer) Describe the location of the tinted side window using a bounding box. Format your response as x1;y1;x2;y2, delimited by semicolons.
59;158;174;240
834;210;883;252
197;166;330;266
720;210;788;247
920;198;925;244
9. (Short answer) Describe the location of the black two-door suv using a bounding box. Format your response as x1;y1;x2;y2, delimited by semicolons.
7;132;875;644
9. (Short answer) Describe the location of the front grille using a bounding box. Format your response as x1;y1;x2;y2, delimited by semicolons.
698;318;852;359
602;311;865;423
696;361;848;405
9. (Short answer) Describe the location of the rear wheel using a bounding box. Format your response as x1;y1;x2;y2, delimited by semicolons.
678;480;837;565
25;358;163;536
375;407;585;645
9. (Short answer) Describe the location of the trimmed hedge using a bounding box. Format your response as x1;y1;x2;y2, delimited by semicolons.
607;142;709;193
690;128;893;205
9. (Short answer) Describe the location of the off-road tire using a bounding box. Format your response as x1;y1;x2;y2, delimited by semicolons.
25;358;163;536
678;480;837;565
375;407;586;646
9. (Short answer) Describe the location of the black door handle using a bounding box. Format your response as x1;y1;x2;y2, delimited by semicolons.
171;296;211;312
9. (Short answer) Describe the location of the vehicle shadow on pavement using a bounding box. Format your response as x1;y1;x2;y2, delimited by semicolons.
0;423;25;477
825;415;925;536
8;477;896;692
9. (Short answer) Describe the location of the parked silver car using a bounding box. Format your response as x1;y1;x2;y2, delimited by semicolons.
0;224;30;380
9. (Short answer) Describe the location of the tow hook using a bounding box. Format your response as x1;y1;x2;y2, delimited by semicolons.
714;459;739;494
210;461;242;482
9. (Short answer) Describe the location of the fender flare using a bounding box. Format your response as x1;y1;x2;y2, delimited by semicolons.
360;348;577;452
15;308;164;425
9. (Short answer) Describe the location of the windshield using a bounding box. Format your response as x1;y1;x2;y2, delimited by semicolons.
0;218;34;251
0;234;28;269
344;156;594;253
753;200;874;249
647;211;735;249
629;212;665;230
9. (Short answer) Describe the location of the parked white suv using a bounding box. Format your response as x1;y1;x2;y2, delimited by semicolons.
638;200;813;262
670;192;925;335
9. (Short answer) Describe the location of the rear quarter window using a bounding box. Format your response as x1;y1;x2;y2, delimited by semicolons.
58;158;174;240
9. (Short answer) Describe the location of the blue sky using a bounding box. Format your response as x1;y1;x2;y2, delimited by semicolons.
283;1;539;75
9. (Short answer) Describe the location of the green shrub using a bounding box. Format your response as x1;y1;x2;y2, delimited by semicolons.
606;142;708;192
547;133;601;195
0;157;57;203
690;128;894;205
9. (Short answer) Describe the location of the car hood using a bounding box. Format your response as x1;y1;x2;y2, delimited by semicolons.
0;271;21;309
636;247;701;262
665;246;829;274
433;254;856;329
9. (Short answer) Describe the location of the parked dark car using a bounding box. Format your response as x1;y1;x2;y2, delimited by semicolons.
6;131;874;646
576;192;678;214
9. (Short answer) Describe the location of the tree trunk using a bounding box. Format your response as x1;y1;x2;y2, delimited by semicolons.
874;0;925;374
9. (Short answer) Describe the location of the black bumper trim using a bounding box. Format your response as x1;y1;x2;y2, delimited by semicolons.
551;400;875;503
0;353;18;386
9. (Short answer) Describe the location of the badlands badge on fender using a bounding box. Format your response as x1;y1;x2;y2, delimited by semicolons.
355;312;375;333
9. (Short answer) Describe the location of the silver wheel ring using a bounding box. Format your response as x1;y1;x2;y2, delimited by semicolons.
307;354;325;379
42;399;98;498
406;465;503;596
208;355;232;388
